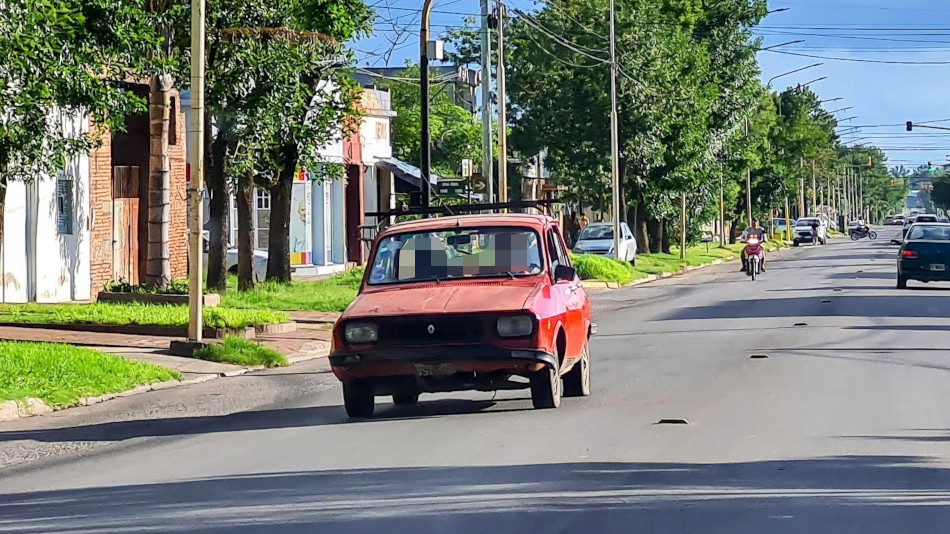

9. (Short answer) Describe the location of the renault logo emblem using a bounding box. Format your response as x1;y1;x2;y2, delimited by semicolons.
427;324;436;335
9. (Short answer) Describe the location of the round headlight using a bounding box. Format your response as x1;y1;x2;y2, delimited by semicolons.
497;316;534;338
344;322;378;344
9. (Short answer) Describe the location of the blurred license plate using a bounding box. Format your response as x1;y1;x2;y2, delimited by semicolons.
931;264;945;272
415;363;457;376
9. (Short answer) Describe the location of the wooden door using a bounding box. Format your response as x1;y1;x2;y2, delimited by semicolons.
113;199;139;284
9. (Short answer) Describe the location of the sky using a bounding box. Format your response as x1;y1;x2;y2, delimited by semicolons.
353;0;950;170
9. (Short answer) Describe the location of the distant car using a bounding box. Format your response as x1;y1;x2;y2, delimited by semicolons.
331;214;594;417
897;222;950;288
884;216;894;226
572;222;637;263
890;215;906;226
773;218;795;238
202;234;268;281
793;217;827;246
902;214;938;240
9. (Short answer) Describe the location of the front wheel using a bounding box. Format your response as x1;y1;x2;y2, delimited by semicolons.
563;344;591;397
868;231;878;240
530;362;562;409
343;380;375;418
749;257;758;281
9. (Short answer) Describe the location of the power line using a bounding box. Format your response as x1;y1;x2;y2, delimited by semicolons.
764;48;950;65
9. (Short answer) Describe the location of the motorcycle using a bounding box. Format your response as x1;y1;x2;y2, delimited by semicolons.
850;227;878;241
744;235;764;281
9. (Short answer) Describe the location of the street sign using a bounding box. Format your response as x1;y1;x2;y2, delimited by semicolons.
461;159;473;178
436;180;468;198
472;175;489;194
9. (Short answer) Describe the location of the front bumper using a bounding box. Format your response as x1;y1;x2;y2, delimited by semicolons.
330;345;557;382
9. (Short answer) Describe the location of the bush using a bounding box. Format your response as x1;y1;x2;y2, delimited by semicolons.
571;254;640;285
104;279;193;295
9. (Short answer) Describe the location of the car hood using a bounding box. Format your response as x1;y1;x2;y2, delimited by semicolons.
575;238;612;248
344;280;544;318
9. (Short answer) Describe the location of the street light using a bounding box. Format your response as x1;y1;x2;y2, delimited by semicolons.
828;106;853;115
767;7;790;13
766;63;822;88
761;40;804;51
819;97;842;105
799;76;827;87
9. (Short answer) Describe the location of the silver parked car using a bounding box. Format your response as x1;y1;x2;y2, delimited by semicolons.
573;222;638;263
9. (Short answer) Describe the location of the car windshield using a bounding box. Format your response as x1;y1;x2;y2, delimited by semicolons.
908;225;950;240
367;226;544;285
797;219;818;226
578;225;613;240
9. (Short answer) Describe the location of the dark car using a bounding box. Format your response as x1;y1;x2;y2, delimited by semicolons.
897;223;950;288
903;214;938;240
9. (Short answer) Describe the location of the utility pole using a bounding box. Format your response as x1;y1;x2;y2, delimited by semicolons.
680;193;687;260
608;0;621;260
719;163;725;248
480;0;493;204
859;169;864;220
811;161;817;216
798;156;805;217
187;0;206;343
496;2;508;204
785;197;791;241
419;0;436;217
745;119;752;226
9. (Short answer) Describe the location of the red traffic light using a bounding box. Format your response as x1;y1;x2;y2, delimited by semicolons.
906;121;913;132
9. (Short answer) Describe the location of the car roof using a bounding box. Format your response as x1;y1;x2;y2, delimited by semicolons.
378;213;553;237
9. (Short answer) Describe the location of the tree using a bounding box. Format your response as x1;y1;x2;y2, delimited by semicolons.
0;0;155;251
383;64;484;178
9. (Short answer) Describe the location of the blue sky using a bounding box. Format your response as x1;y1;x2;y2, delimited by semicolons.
353;0;950;169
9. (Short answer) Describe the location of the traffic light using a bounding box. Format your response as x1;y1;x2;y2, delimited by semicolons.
907;121;914;132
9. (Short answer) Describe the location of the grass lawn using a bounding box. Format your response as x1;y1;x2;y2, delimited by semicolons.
194;336;288;368
0;302;288;329
0;341;179;408
219;269;363;313
573;240;788;283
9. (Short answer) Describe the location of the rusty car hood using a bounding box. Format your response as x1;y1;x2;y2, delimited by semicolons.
344;280;544;318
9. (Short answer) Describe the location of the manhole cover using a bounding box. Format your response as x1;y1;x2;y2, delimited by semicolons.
794;322;808;327
749;353;770;359
654;418;690;425
821;299;832;303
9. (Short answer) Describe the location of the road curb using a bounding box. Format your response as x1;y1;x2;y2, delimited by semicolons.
0;344;331;424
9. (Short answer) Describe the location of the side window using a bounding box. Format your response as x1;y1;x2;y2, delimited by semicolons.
547;228;570;277
56;178;74;235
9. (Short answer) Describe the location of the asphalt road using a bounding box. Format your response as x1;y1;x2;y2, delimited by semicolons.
1;227;948;533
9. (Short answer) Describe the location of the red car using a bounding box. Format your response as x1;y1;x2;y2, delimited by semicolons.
330;214;595;418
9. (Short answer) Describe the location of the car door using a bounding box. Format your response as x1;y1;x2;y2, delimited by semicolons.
621;222;635;260
550;226;586;360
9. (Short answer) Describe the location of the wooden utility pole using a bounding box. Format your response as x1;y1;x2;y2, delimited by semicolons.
785;197;791;241
719;164;725;248
680;193;687;260
811;161;817;215
608;0;621;259
745;119;752;226
187;0;206;342
479;0;493;203
496;3;508;204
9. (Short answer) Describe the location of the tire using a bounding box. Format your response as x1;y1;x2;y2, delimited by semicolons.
343;380;375;418
869;231;878;240
793;241;799;247
851;232;859;241
897;275;907;289
392;391;419;406
749;257;758;281
563;344;591;397
530;361;562;409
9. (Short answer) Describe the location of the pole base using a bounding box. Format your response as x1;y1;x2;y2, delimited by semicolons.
169;340;212;357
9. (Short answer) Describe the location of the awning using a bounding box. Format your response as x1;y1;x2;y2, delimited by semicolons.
377;157;443;193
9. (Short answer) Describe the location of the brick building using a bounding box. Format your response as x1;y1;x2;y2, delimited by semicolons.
0;84;188;303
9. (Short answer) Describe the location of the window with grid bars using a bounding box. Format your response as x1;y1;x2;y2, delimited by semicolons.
57;179;74;235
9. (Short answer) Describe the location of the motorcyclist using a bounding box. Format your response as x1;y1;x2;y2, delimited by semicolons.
740;219;767;272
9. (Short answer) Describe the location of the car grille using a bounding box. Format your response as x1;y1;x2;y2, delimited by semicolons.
376;316;487;346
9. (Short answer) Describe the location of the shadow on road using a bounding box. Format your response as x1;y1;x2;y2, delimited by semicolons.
660;295;950;321
0;456;947;533
0;399;528;444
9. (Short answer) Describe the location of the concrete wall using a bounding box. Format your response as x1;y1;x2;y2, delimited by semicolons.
1;113;91;303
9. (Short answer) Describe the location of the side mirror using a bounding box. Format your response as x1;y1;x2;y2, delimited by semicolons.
554;264;576;283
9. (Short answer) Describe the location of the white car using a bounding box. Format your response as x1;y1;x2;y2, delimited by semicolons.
573;222;637;263
203;233;268;281
793;217;827;246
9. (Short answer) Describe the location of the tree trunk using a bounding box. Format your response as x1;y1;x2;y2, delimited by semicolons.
661;218;672;254
266;162;294;283
632;192;649;255
206;114;229;292
648;218;662;254
729;219;738;244
146;74;173;288
237;169;256;291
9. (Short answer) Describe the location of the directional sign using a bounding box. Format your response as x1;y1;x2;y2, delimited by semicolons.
472;175;489;194
436;180;468;198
